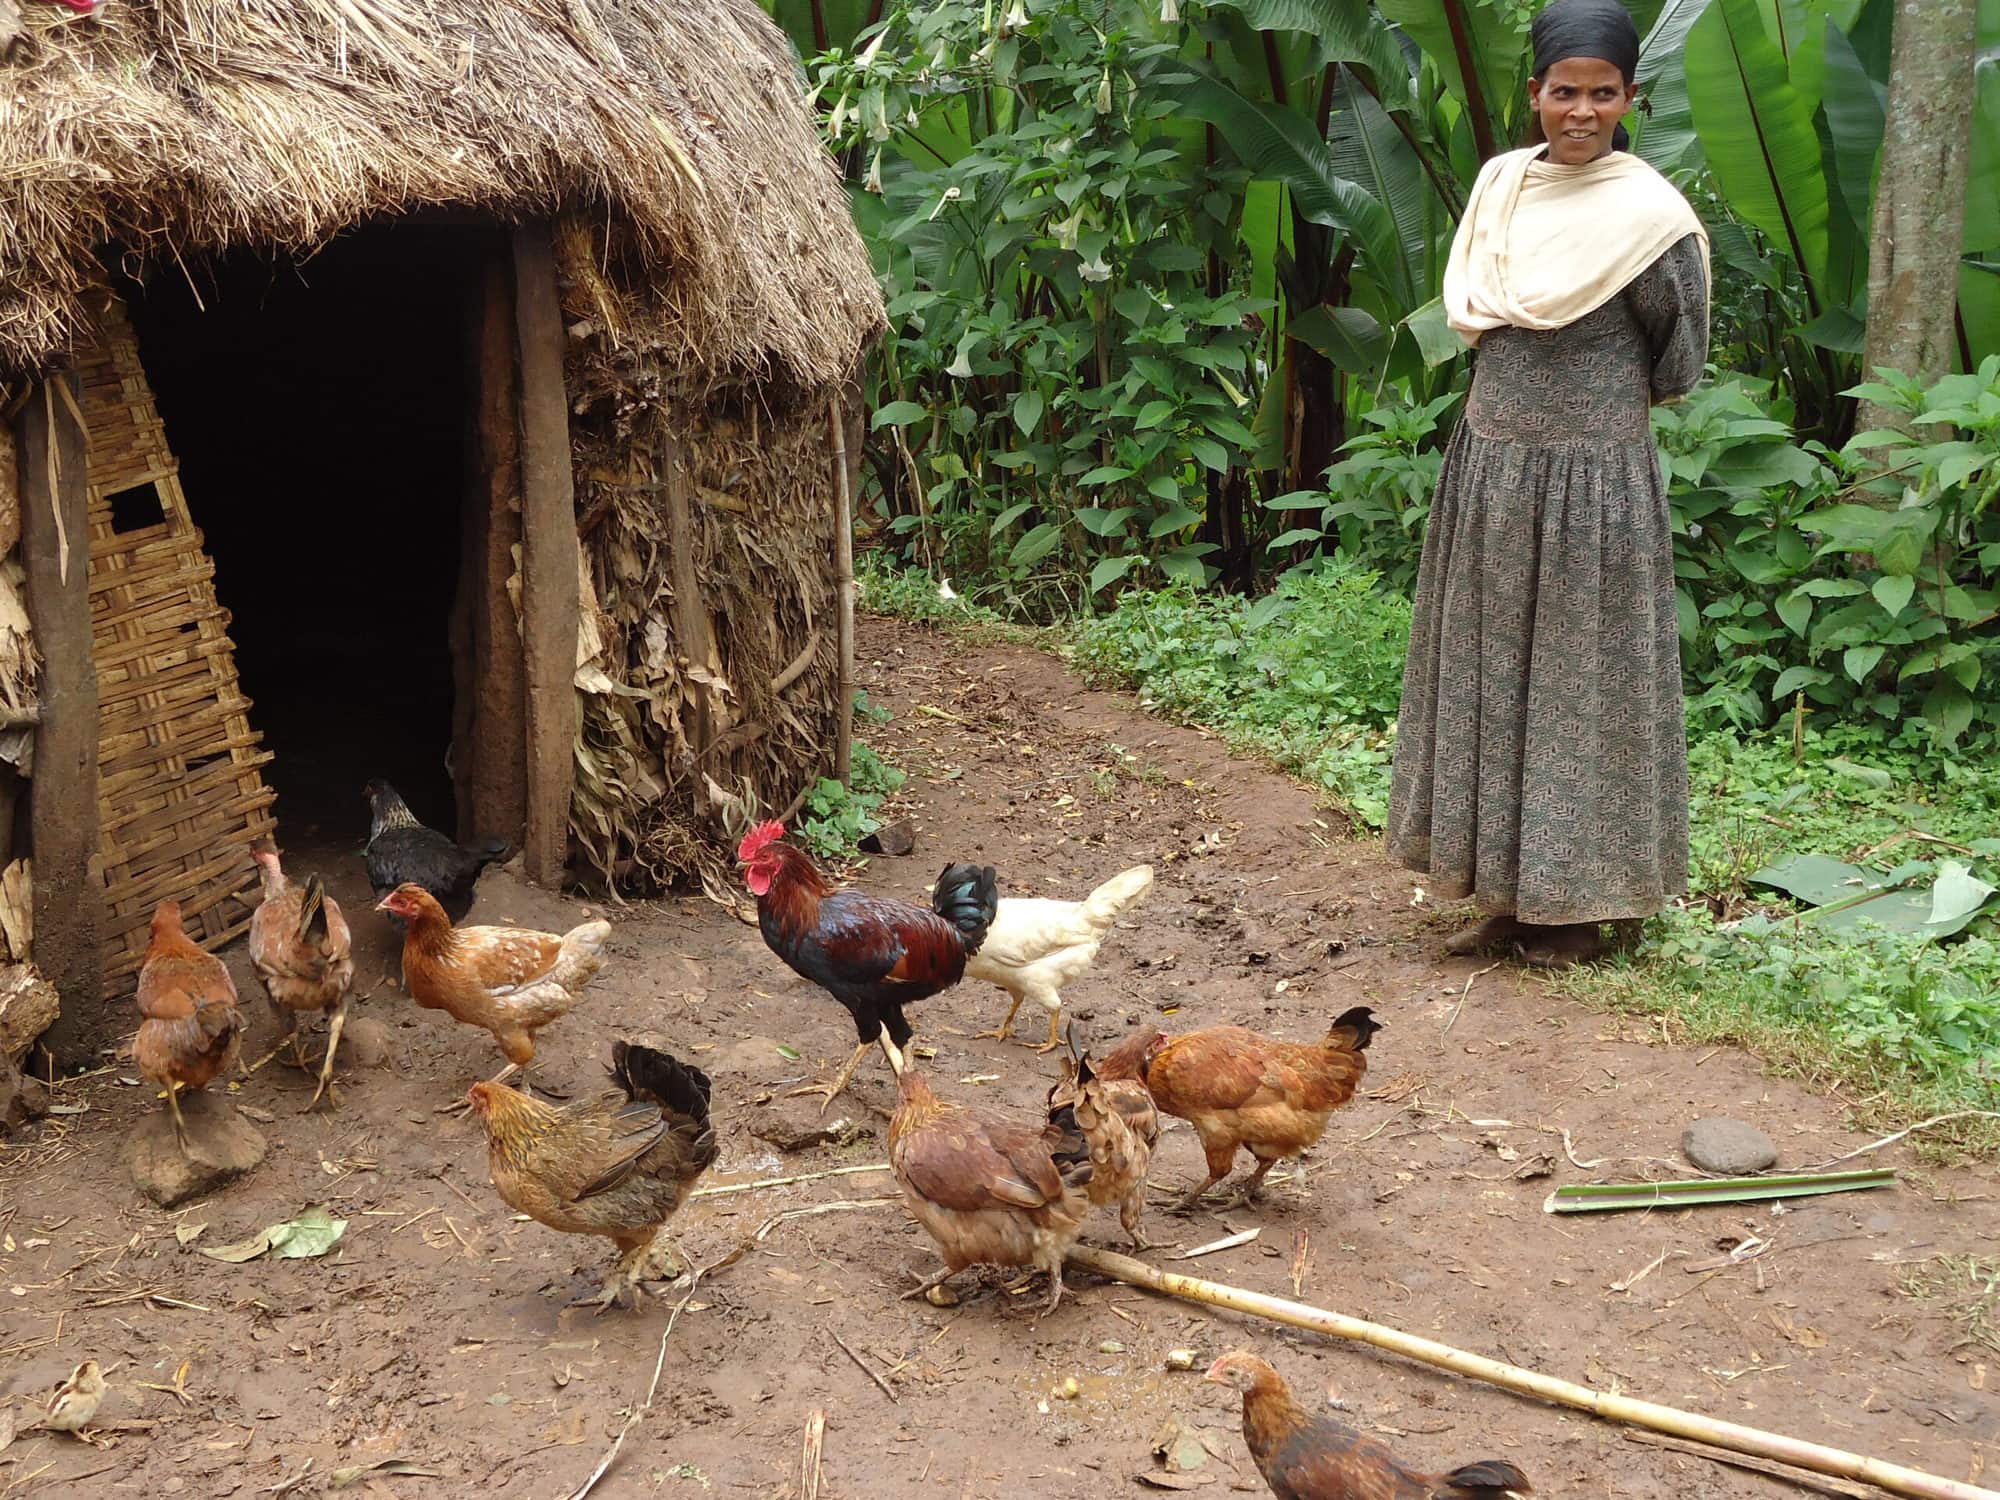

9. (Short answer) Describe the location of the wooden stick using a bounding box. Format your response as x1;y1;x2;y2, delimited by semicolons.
1624;1431;1877;1498
688;1163;890;1200
830;396;856;789
1066;1245;2000;1500
828;1326;899;1404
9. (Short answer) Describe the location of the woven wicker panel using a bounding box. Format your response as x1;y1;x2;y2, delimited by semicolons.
80;293;277;999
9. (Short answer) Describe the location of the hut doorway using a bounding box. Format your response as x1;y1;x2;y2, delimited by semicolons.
124;227;482;852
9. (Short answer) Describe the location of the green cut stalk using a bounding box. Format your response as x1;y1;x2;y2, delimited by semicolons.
1543;1167;1895;1214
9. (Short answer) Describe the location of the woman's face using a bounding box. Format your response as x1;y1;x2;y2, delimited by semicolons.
1528;56;1637;164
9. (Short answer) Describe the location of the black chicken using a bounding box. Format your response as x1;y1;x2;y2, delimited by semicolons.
363;779;511;923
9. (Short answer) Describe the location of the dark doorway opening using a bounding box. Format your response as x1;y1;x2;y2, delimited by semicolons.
124;225;481;850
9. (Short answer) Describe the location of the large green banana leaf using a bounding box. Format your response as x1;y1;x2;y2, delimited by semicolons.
1374;0;1528;150
1687;0;1832;293
1179;76;1402;280
1635;0;1713;173
1209;0;1415;111
1324;66;1433;308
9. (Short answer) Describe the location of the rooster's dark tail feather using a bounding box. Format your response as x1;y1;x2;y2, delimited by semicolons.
1328;1005;1382;1052
931;862;999;956
610;1041;713;1128
1437;1460;1531;1496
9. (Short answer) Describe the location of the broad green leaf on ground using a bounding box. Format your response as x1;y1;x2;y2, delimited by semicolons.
199;1206;347;1264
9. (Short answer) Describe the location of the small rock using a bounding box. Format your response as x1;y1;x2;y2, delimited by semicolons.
0;965;58;1066
124;1092;267;1207
0;1054;49;1132
1682;1117;1777;1174
750;1096;870;1153
859;819;917;857
341;1016;396;1070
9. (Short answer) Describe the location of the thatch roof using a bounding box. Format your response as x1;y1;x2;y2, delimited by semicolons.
0;0;882;385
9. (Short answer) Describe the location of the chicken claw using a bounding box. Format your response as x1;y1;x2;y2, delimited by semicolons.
1031;1009;1066;1054
900;1265;961;1302
787;1040;870;1115
975;996;1024;1045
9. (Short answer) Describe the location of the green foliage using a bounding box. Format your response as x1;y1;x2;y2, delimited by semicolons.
1660;361;2000;746
1260;390;1458;590
1585;911;2000;1119
1073;562;1408;824
797;741;909;860
813;0;1267;610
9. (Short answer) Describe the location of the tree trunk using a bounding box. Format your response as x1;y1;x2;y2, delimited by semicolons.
1854;0;1980;445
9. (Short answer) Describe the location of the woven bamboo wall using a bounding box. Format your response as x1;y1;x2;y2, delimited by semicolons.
80;293;277;998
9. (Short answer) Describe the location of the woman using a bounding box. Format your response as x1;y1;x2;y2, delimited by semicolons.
1388;0;1710;969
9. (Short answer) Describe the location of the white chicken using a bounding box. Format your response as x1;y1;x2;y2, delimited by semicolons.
968;864;1154;1051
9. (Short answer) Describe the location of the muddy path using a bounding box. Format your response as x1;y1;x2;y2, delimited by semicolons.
0;615;1992;1498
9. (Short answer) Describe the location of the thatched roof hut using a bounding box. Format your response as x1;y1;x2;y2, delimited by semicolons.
0;0;883;1055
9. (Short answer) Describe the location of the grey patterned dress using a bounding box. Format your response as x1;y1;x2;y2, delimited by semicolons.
1388;231;1709;925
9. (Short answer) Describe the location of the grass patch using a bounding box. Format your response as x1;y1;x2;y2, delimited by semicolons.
1071;562;1407;827
857;552;1040;645
1898;1256;2000;1354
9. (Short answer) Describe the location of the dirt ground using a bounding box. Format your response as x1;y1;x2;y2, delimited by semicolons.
2;614;1995;1499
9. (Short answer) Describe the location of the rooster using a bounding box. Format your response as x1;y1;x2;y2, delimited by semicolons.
133;900;245;1154
364;779;511;923
969;864;1154;1051
1046;1025;1163;1250
1143;1008;1380;1210
1206;1351;1532;1498
248;841;355;1109
376;883;609;1097
737;820;997;1108
883;1031;1083;1312
468;1042;718;1309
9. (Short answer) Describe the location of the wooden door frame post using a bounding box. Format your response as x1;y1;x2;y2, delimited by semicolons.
17;371;103;1055
510;223;581;888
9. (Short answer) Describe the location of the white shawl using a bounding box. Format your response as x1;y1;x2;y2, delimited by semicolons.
1443;145;1709;347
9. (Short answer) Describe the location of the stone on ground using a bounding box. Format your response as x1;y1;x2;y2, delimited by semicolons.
1681;1117;1777;1175
125;1091;267;1207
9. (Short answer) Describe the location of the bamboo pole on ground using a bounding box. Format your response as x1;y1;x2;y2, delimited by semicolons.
830;397;856;788
1068;1245;1999;1500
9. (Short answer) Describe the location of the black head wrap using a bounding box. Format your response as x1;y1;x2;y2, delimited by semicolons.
1531;0;1640;151
1531;0;1640;81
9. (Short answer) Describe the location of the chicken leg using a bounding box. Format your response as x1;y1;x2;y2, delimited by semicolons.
976;994;1025;1045
307;997;348;1111
162;1080;191;1157
787;1040;871;1115
1035;1006;1065;1055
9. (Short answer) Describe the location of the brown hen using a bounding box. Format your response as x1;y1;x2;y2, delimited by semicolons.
248;841;355;1108
134;900;245;1154
468;1042;717;1308
1046;1026;1164;1249
1206;1351;1531;1499
1143;1007;1380;1209
377;883;609;1094
884;1033;1083;1311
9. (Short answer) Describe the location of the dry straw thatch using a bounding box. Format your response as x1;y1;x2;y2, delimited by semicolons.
0;0;881;389
0;0;885;898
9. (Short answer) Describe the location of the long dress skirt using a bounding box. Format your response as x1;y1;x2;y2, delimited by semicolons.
1387;234;1710;926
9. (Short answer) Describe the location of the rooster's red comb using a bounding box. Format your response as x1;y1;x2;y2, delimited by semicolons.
736;819;786;862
